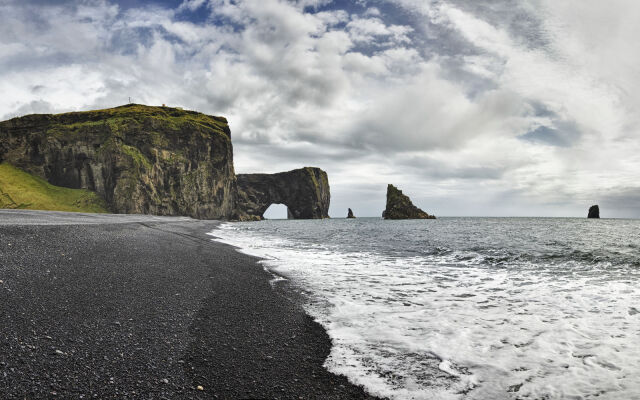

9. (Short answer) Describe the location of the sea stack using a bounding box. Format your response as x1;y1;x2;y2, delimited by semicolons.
347;208;355;218
382;184;435;219
588;205;600;218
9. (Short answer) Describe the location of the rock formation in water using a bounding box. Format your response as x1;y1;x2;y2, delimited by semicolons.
382;184;435;219
347;208;355;218
235;167;330;221
0;104;237;219
588;205;600;218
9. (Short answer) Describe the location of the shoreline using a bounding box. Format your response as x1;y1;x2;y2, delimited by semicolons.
0;210;376;399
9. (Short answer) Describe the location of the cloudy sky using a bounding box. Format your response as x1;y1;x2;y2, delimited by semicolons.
1;0;639;218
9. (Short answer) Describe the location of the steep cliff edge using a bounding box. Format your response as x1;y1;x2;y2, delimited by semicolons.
0;104;237;219
383;184;435;219
236;167;330;220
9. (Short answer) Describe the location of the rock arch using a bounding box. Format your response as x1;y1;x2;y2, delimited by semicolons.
235;167;330;220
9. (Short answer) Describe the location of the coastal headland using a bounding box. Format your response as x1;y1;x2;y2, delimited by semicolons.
0;104;330;221
0;210;375;399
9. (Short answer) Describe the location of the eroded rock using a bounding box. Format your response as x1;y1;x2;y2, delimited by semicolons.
347;208;355;219
235;168;330;220
382;184;435;220
0;105;335;221
588;205;600;218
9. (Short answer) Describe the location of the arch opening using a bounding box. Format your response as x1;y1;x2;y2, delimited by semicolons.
263;203;289;219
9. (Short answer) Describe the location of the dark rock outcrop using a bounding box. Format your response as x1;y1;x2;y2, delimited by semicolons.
347;208;355;219
588;205;600;218
382;184;435;219
1;105;333;221
0;105;237;219
235;168;330;220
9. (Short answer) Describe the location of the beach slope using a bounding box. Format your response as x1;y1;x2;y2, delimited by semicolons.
0;210;375;399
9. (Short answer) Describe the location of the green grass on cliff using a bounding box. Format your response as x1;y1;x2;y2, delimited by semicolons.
45;104;230;141
121;144;152;169
0;163;108;213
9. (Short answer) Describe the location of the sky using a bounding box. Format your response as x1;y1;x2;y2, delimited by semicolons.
1;0;639;218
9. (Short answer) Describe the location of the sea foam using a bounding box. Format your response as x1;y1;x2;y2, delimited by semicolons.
211;218;640;399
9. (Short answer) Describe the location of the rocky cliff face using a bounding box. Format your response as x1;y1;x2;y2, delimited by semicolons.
0;105;237;219
236;167;330;220
588;205;600;218
383;184;435;219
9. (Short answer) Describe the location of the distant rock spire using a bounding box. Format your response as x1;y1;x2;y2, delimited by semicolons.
383;184;435;219
588;205;600;218
347;208;355;218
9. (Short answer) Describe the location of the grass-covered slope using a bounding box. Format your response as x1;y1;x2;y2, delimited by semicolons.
0;163;108;213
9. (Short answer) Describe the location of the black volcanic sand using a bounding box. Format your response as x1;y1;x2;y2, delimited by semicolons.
0;210;377;399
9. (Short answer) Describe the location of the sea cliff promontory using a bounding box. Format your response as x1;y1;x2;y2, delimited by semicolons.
0;104;236;219
0;104;330;220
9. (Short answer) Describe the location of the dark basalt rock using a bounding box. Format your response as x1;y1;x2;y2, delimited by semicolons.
1;105;333;221
383;184;435;220
588;205;600;218
235;167;330;220
0;104;237;219
347;208;355;218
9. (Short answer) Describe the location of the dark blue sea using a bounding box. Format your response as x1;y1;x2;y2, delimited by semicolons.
212;217;640;399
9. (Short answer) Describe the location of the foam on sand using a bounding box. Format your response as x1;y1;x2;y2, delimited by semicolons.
213;220;640;399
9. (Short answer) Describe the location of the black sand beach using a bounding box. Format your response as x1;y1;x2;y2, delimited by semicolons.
0;210;376;399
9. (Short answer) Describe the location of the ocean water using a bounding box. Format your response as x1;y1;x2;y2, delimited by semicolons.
210;217;640;399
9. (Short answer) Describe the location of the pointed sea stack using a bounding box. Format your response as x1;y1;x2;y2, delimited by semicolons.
382;184;435;219
347;208;355;218
588;205;600;218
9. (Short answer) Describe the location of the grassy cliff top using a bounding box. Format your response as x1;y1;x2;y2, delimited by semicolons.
0;163;108;213
0;104;230;139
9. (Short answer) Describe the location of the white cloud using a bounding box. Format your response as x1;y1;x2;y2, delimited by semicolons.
178;0;207;12
346;16;412;44
381;0;640;216
364;7;381;17
1;0;640;217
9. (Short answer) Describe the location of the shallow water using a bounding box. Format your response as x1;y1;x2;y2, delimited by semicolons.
211;217;640;399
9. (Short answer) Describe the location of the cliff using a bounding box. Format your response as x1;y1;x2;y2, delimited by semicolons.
383;184;435;219
0;105;237;219
236;168;330;220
